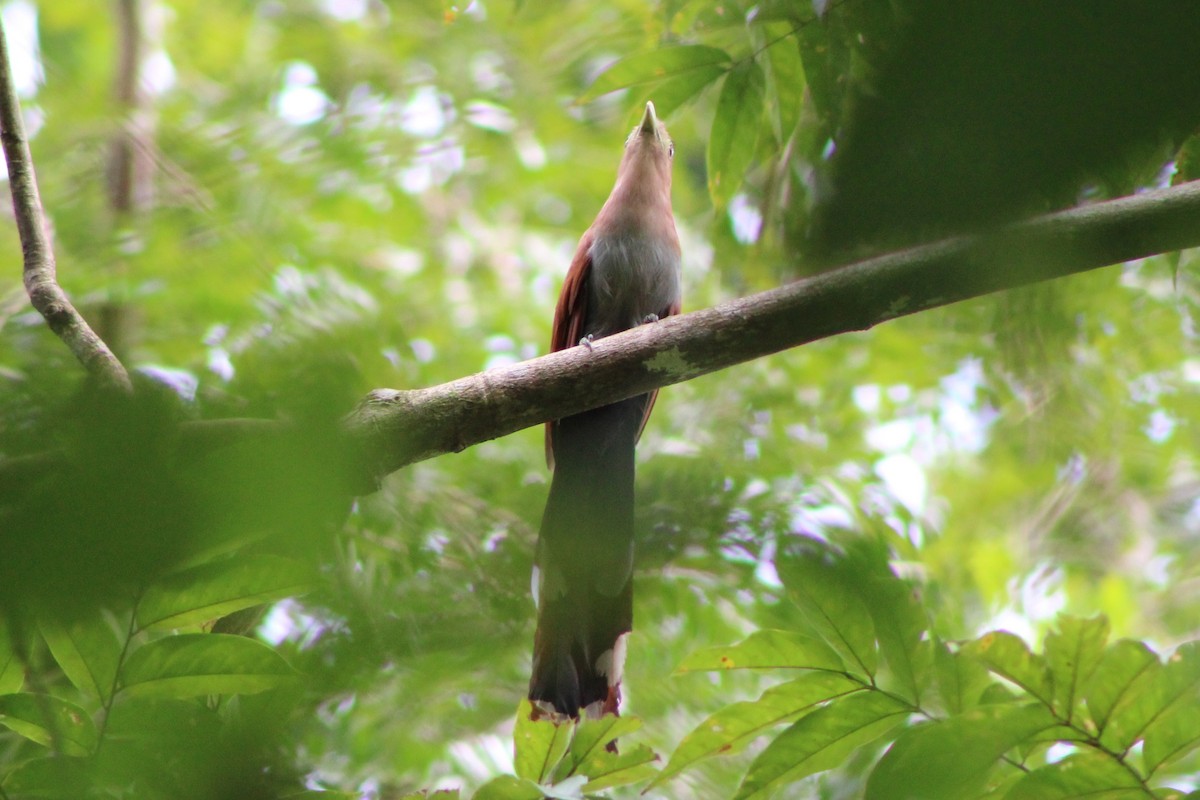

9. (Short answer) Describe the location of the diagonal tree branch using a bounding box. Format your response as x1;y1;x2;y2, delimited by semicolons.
1;180;1198;501
0;19;131;392
345;179;1200;483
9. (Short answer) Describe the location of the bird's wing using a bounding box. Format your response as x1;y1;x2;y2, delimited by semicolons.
545;232;594;466
551;233;592;355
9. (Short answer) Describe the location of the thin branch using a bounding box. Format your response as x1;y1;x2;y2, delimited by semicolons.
0;18;131;391
346;179;1200;482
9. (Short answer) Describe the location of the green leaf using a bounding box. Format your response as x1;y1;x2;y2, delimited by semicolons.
1025;723;1089;746
0;622;23;694
734;690;910;800
651;673;864;789
966;631;1054;707
0;692;97;756
102;693;216;731
934;640;992;714
137;555;316;631
537;712;657;791
0;755;89;796
636;63;727;120
512;699;573;784
707;58;766;208
864;704;1057;800
117;634;296;698
764;23;805;141
39;612;122;703
777;552;878;678
1003;750;1143;799
472;776;541;800
1143;697;1200;776
796;6;850;127
674;629;845;673
1043;615;1108;722
1084;639;1159;738
1103;642;1200;753
858;571;929;703
554;711;642;782
580;45;731;103
579;744;659;793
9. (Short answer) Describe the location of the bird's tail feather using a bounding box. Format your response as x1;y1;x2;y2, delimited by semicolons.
529;396;646;718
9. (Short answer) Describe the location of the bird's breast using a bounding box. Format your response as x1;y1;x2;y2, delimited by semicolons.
585;232;681;338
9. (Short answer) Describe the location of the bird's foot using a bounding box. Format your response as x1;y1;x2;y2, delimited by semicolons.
578;334;595;350
641;313;660;324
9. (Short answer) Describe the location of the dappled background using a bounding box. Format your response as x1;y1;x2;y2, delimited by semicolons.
1;1;1199;797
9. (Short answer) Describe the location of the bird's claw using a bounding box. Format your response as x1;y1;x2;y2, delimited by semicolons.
641;313;660;324
579;334;595;351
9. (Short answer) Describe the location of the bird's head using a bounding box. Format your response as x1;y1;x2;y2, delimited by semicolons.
626;101;673;157
617;101;674;194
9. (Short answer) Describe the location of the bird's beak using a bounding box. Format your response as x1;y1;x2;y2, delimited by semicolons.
639;101;659;138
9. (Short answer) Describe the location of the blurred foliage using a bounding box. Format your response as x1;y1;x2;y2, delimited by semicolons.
808;1;1200;258
1;0;1199;798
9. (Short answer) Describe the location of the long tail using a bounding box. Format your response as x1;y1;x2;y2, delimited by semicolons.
529;395;648;718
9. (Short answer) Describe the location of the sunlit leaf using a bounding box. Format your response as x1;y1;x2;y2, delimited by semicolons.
734;690;910;800
1142;698;1200;776
934;640;992;714
1043;614;1108;722
553;711;642;782
513;699;573;784
652;674;864;789
777;552;878;678
0;692;97;756
40;612;122;703
137;554;316;631
1103;642;1200;754
1002;750;1143;799
858;570;930;703
580;45;732;102
579;744;658;793
1084;639;1159;739
864;704;1057;800
472;776;541;800
118;634;296;698
966;631;1054;707
674;629;845;673
707;58;766;207
636;64;727;120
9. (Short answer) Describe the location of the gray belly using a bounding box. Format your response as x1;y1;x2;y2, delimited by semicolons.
585;234;681;339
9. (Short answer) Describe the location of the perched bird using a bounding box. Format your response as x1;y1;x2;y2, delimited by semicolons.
529;102;681;719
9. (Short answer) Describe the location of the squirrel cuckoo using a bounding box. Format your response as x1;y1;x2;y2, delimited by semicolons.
528;102;681;719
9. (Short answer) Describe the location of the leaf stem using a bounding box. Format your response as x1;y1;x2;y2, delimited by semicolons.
95;605;139;746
